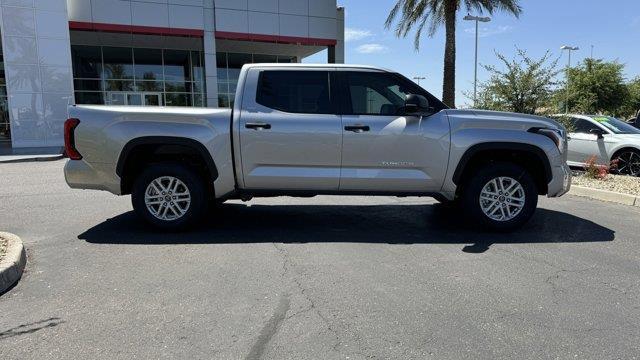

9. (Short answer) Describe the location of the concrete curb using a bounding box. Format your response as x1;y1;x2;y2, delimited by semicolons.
0;232;27;295
0;154;64;164
569;185;639;207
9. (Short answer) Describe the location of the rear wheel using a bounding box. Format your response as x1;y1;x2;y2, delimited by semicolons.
131;163;207;230
461;162;538;231
613;149;640;177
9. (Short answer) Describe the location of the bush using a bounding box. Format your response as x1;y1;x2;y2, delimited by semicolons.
584;155;618;180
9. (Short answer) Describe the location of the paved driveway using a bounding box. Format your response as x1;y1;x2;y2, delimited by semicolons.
1;160;639;359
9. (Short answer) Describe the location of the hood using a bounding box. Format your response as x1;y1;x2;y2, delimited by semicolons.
445;109;563;131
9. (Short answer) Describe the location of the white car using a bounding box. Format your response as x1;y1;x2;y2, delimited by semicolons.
551;114;640;176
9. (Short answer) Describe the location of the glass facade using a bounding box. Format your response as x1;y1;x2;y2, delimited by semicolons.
71;45;205;107
216;52;295;108
0;32;9;144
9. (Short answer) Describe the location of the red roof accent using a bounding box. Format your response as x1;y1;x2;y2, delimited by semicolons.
68;22;337;46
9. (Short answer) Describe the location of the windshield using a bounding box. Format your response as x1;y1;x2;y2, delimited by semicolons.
591;116;640;134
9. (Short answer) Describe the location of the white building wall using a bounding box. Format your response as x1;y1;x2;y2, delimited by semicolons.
215;0;338;41
0;0;74;148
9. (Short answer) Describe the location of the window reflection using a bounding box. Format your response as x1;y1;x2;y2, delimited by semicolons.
71;45;205;108
216;52;297;108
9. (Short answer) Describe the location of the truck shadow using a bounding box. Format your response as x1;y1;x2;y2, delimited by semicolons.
78;203;615;254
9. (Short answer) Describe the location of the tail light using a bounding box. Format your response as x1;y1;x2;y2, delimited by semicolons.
64;118;82;160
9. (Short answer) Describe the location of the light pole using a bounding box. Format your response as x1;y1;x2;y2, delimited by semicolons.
560;45;579;114
463;14;491;107
413;76;426;85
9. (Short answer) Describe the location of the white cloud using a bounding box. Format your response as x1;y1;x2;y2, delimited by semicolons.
464;25;513;38
345;27;373;42
356;43;389;54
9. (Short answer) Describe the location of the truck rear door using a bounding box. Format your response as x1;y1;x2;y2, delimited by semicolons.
237;68;342;190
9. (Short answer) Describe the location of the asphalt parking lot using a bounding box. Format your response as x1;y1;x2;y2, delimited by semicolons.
1;160;639;359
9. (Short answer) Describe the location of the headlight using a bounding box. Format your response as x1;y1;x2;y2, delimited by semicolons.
529;127;566;154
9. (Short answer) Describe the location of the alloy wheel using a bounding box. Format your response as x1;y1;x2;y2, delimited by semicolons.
144;176;191;221
615;151;640;177
479;177;526;222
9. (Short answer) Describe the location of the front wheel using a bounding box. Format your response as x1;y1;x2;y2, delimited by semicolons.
613;149;640;177
461;162;538;231
131;163;207;230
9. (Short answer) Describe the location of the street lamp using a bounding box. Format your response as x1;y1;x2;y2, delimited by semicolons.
463;14;491;108
413;76;426;85
560;45;579;114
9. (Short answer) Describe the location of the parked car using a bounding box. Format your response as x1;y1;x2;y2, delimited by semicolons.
550;114;640;176
64;64;571;231
627;111;640;129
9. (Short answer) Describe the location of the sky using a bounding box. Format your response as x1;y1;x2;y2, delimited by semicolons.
304;0;640;107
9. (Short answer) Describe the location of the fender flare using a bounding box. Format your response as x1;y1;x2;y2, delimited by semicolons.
116;136;219;181
452;142;552;185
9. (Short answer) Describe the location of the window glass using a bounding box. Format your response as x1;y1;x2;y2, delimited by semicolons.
253;54;277;63
344;72;414;115
227;53;252;84
127;93;142;106
102;47;133;79
165;93;191;107
216;52;228;80
135;81;163;92
74;79;102;91
71;45;102;79
105;80;134;92
277;56;296;63
191;51;204;82
74;92;104;105
256;71;331;114
133;48;163;81
163;49;191;82
345;71;448;114
592;116;640;134
71;45;205;108
572;118;602;134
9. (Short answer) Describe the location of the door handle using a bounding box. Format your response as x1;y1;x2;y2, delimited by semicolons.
344;124;370;133
245;122;271;130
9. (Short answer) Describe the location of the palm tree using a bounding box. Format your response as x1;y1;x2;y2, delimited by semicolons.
385;0;522;107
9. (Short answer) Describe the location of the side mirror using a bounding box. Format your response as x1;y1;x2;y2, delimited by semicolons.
590;128;605;139
404;94;430;114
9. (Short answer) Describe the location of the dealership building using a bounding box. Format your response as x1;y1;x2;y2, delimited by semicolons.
0;0;344;149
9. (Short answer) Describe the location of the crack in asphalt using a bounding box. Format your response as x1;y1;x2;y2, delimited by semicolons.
271;242;346;357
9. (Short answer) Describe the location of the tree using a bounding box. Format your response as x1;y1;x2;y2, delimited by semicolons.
566;59;629;117
385;0;522;108
473;49;560;114
621;77;640;119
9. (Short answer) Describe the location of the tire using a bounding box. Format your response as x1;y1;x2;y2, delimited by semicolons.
131;163;207;230
612;149;640;177
461;162;538;231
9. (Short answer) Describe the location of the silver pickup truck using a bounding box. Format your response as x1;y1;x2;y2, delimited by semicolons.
64;64;571;231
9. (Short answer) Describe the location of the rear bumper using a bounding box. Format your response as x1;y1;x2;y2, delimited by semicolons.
547;163;571;197
64;159;121;195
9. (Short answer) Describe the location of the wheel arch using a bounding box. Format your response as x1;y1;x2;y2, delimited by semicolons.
116;136;219;195
452;142;552;195
610;145;640;161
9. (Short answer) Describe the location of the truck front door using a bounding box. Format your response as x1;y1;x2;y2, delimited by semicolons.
237;69;342;190
337;71;450;192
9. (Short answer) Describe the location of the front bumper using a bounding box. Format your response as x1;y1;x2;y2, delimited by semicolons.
547;162;571;197
64;159;121;195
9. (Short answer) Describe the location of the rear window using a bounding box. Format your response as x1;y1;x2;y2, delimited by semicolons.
256;70;332;114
